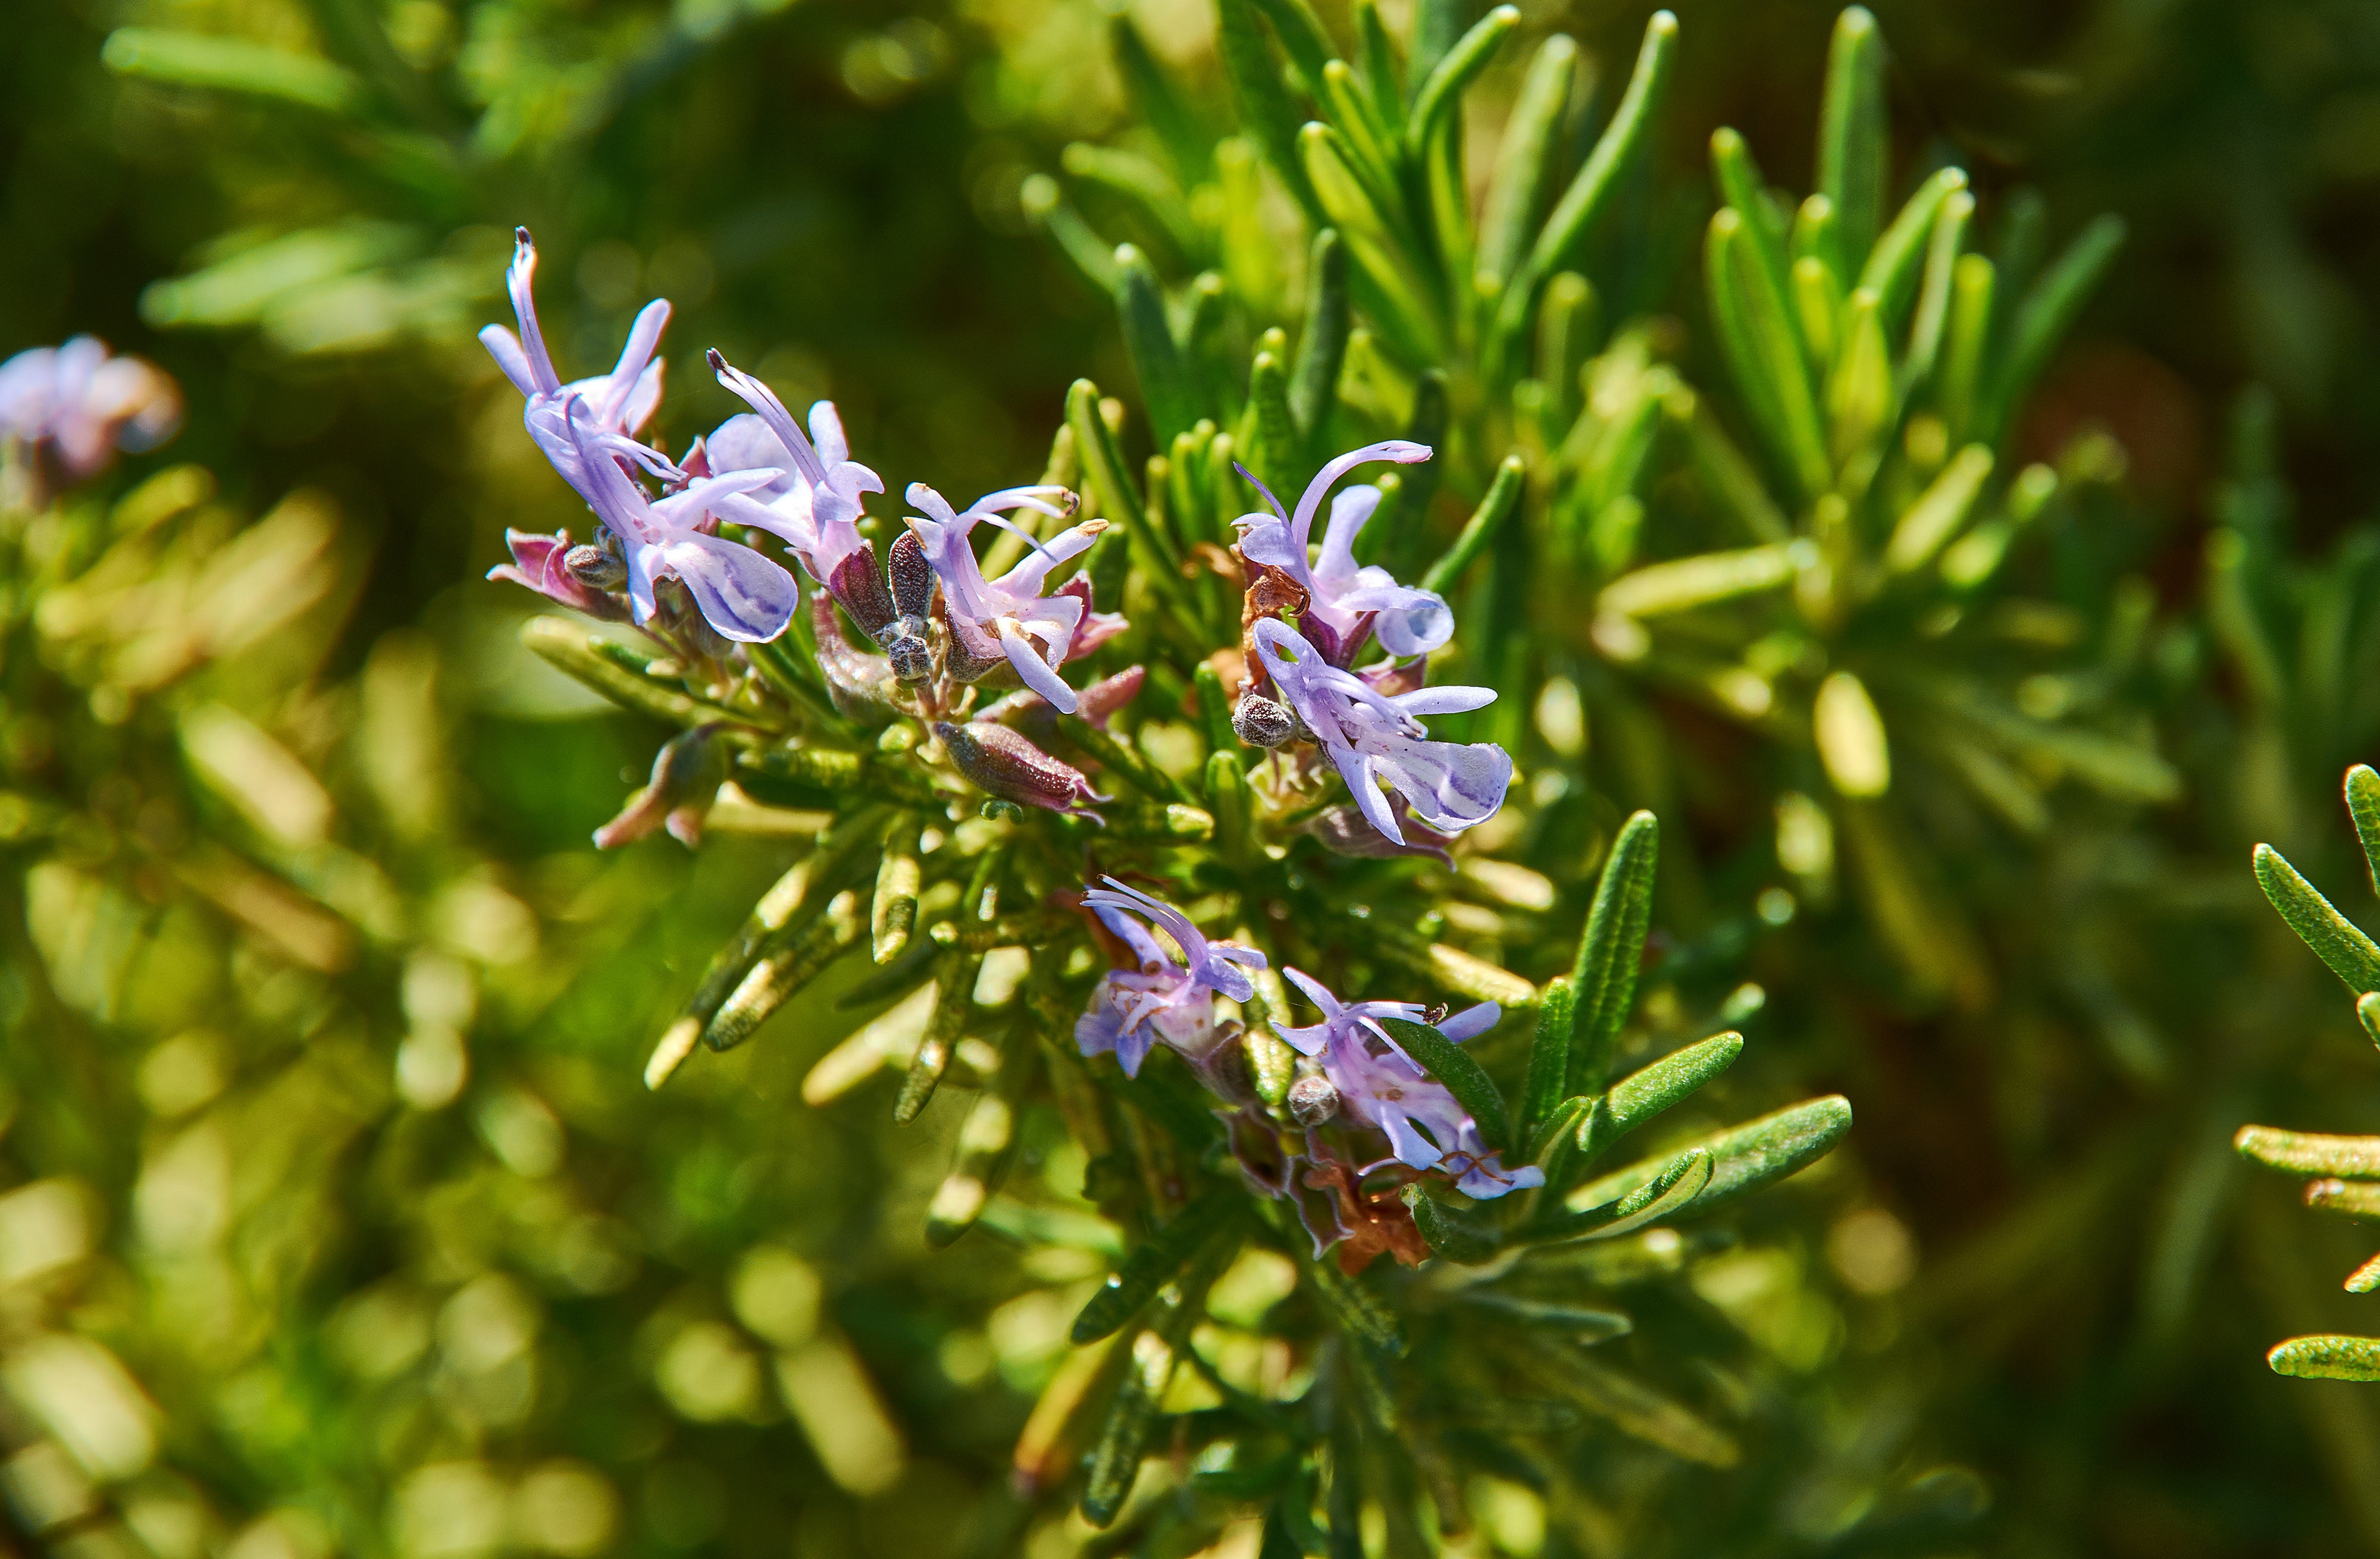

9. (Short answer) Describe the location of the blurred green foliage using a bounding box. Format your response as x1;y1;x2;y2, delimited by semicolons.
5;0;2380;1555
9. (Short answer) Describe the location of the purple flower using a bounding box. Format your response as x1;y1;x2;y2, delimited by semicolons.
481;228;667;461
1075;878;1267;1077
905;482;1107;713
703;353;887;602
1249;617;1511;846
1235;441;1451;664
1274;970;1542;1201
487;528;630;621
0;337;180;480
561;399;798;642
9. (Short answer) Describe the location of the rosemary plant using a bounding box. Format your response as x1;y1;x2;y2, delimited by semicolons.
474;175;1854;1532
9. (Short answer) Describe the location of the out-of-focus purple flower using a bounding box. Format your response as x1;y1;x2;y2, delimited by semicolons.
704;352;889;619
1234;441;1450;664
1274;969;1542;1200
0;336;181;480
487;529;631;622
906;482;1106;713
1250;617;1511;846
934;720;1107;818
481;228;667;459
563;399;798;642
1074;877;1267;1077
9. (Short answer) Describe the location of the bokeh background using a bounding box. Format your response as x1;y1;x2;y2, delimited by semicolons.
5;0;2380;1554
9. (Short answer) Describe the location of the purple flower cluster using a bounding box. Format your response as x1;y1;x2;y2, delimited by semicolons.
1075;879;1537;1263
1075;877;1267;1077
481;229;1124;719
480;231;1518;850
1228;444;1514;849
1273;969;1542;1201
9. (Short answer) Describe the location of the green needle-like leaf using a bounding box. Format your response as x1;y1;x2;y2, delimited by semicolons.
1477;35;1577;288
2254;843;2380;994
1216;0;1325;222
1580;1031;1745;1162
1402;1185;1504;1263
1519;974;1579;1152
892;949;979;1121
1405;0;1470;95
2269;1335;2380;1383
1407;5;1518;161
104;28;361;112
1113;244;1197;447
1936;251;1995;445
1072;1191;1238;1344
1987;213;2124;444
1598;544;1796;619
1708;208;1831;502
2234;1124;2380;1178
1574;1096;1853;1215
1858;166;1966;333
1711;127;1796;344
1251;0;1337;96
1528;1148;1712;1243
1510;1337;1740;1465
872;815;923;964
1568;810;1658;1096
1815;6;1886;274
1245;349;1302;497
1884;444;1994;573
1080;1326;1172;1525
1499;11;1676;370
1109;13;1210;181
1420;454;1525;595
1290;228;1351;447
1827;286;1891;466
1906;188;1974;388
2345;765;2380;887
1022;175;1124;293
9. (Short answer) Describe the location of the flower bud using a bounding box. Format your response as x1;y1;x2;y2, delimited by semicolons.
826;542;896;639
887;529;935;622
1232;692;1298;748
1288;1071;1341;1127
563;544;627;591
934;721;1107;818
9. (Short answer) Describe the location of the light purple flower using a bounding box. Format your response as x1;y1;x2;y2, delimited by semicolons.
0;336;181;479
480;230;801;641
704;352;887;597
1274;969;1542;1201
1235;441;1451;664
1250;617;1511;846
481;228;668;466
1076;878;1267;1078
561;398;798;641
905;482;1107;713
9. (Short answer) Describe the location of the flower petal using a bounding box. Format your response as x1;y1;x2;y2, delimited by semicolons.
657;532;798;642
